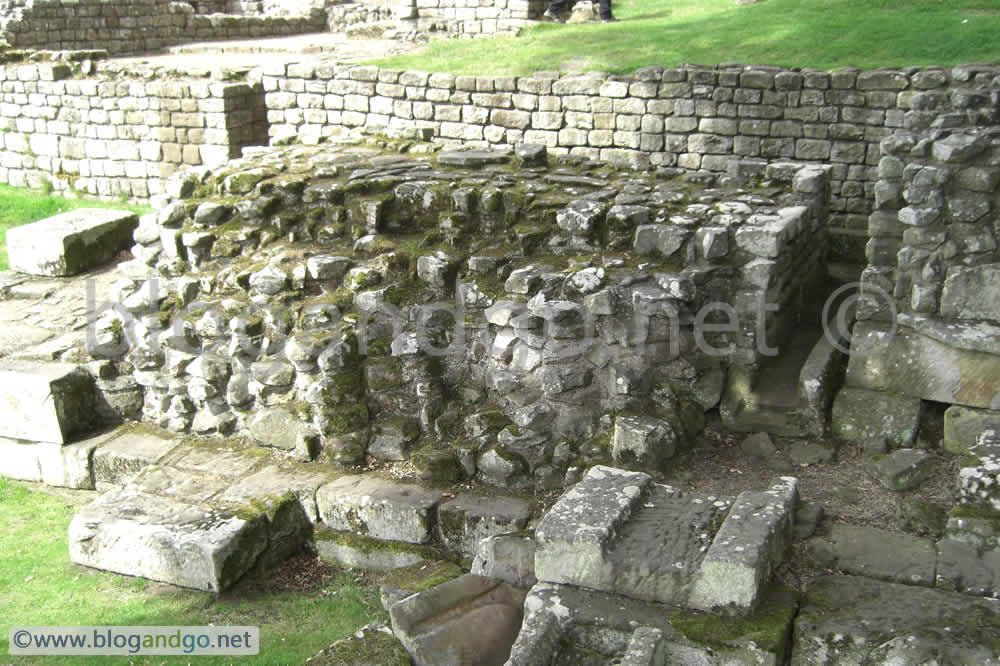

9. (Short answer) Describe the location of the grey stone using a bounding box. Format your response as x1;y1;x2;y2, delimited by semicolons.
864;448;935;491
192;202;231;226
787;440;836;466
792;575;1000;665
633;224;690;257
218;464;336;524
471;533;537;588
741;432;777;458
831;386;922;447
306;255;352;282
515;143;547;167
247;407;305;451
315;527;440;571
438;151;510;167
620;626;665;666
931;132;989;162
316;474;444;544
806;524;937;586
0;437;98;489
612;414;679;469
688;477;798;613
556;200;605;236
0;361;96;444
68;487;269;592
940;264;1000;322
249;264;290;295
957;430;1000;512
388;574;525;666
6;208;138;276
417;253;455;288
935;537;1000;598
436;492;532;556
92;428;180;487
368;418;421;461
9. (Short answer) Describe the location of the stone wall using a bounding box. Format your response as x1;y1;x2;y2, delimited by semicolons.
0;61;266;199
0;0;327;55
257;62;1000;265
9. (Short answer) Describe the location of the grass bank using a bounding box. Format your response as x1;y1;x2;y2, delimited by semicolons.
0;184;150;271
376;0;1000;75
0;478;386;665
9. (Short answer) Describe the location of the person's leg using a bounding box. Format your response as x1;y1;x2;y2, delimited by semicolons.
598;0;614;20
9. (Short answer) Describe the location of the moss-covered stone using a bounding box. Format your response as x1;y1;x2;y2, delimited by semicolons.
411;444;463;483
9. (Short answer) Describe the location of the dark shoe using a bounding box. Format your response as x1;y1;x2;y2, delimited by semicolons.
542;9;565;23
601;16;619;22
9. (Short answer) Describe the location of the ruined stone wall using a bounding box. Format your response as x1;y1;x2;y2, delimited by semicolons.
258;62;1000;265
0;62;266;199
0;0;326;56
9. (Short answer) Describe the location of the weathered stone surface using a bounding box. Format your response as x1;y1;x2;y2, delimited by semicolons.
316;474;444;544
247;407;306;451
619;626;665;666
688;477;798;613
438;151;510;167
864;448;935;491
958;430;1000;512
935;537;1000;599
0;436;99;489
945;406;1000;455
806;524;937;586
845;321;1000;410
307;622;410;666
314;527;440;571
792;575;1000;665
217;463;336;524
633;224;690;257
436;492;532;556
68;487;269;592
612;414;678;469
831;386;922;447
92;428;180;487
388;574;525;666
940;264;1000;322
471;533;537;589
6;208;137;276
0;361;96;444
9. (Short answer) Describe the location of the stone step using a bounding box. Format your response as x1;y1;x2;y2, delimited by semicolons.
91;427;181;489
316;474;444;545
793;575;1000;664
6;208;137;277
0;430;116;489
0;360;98;444
436;492;532;557
314;526;442;571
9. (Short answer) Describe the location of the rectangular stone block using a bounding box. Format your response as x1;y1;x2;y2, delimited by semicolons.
92;428;180;487
0;361;95;444
6;208;138;277
316;474;444;544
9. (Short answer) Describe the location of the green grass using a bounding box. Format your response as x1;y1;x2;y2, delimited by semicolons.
0;184;150;271
0;478;387;665
376;0;1000;75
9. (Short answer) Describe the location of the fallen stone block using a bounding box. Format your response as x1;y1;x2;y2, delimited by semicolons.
805;523;937;587
92;428;180;488
6;208;138;277
688;477;798;613
612;414;679;469
864;448;935;491
388;574;526;666
0;360;97;444
68;487;269;592
436;492;532;557
935;537;1000;599
316;474;444;544
793;575;1000;664
831;386;922;447
314;527;441;571
471;533;537;589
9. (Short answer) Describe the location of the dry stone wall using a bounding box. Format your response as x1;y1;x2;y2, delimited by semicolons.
258;61;1000;264
0;60;266;199
0;0;326;55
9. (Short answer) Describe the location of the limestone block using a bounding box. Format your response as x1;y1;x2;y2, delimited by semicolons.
92;428;180;487
0;361;96;444
218;464;337;524
6;208;138;276
945;406;1000;454
612;414;679;469
633;224;690;257
0;437;97;489
935;538;1000;598
316;474;444;544
831;386;922;447
471;533;537;589
68;488;269;592
314;527;440;571
864;448;935;491
940;264;1000;322
436;492;532;556
688;477;798;612
957;430;1000;512
388;574;526;666
805;524;937;586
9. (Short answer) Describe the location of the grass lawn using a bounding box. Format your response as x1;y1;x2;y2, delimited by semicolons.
0;184;150;271
376;0;1000;75
0;478;387;665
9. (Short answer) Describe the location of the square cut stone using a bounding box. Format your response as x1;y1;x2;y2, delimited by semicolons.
6;208;138;276
316;474;444;544
92;429;180;487
0;361;96;444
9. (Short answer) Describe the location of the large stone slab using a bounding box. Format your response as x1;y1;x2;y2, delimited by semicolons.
314;527;440;571
388;574;526;666
845;321;1000;410
936;537;1000;599
831;386;922;447
805;523;937;587
0;361;96;444
792;575;1000;664
0;435;102;489
92;428;180;487
944;405;1000;454
436;492;532;557
507;581;797;666
68;487;269;592
688;477;798;612
316;474;444;544
218;463;338;524
6;208;138;276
